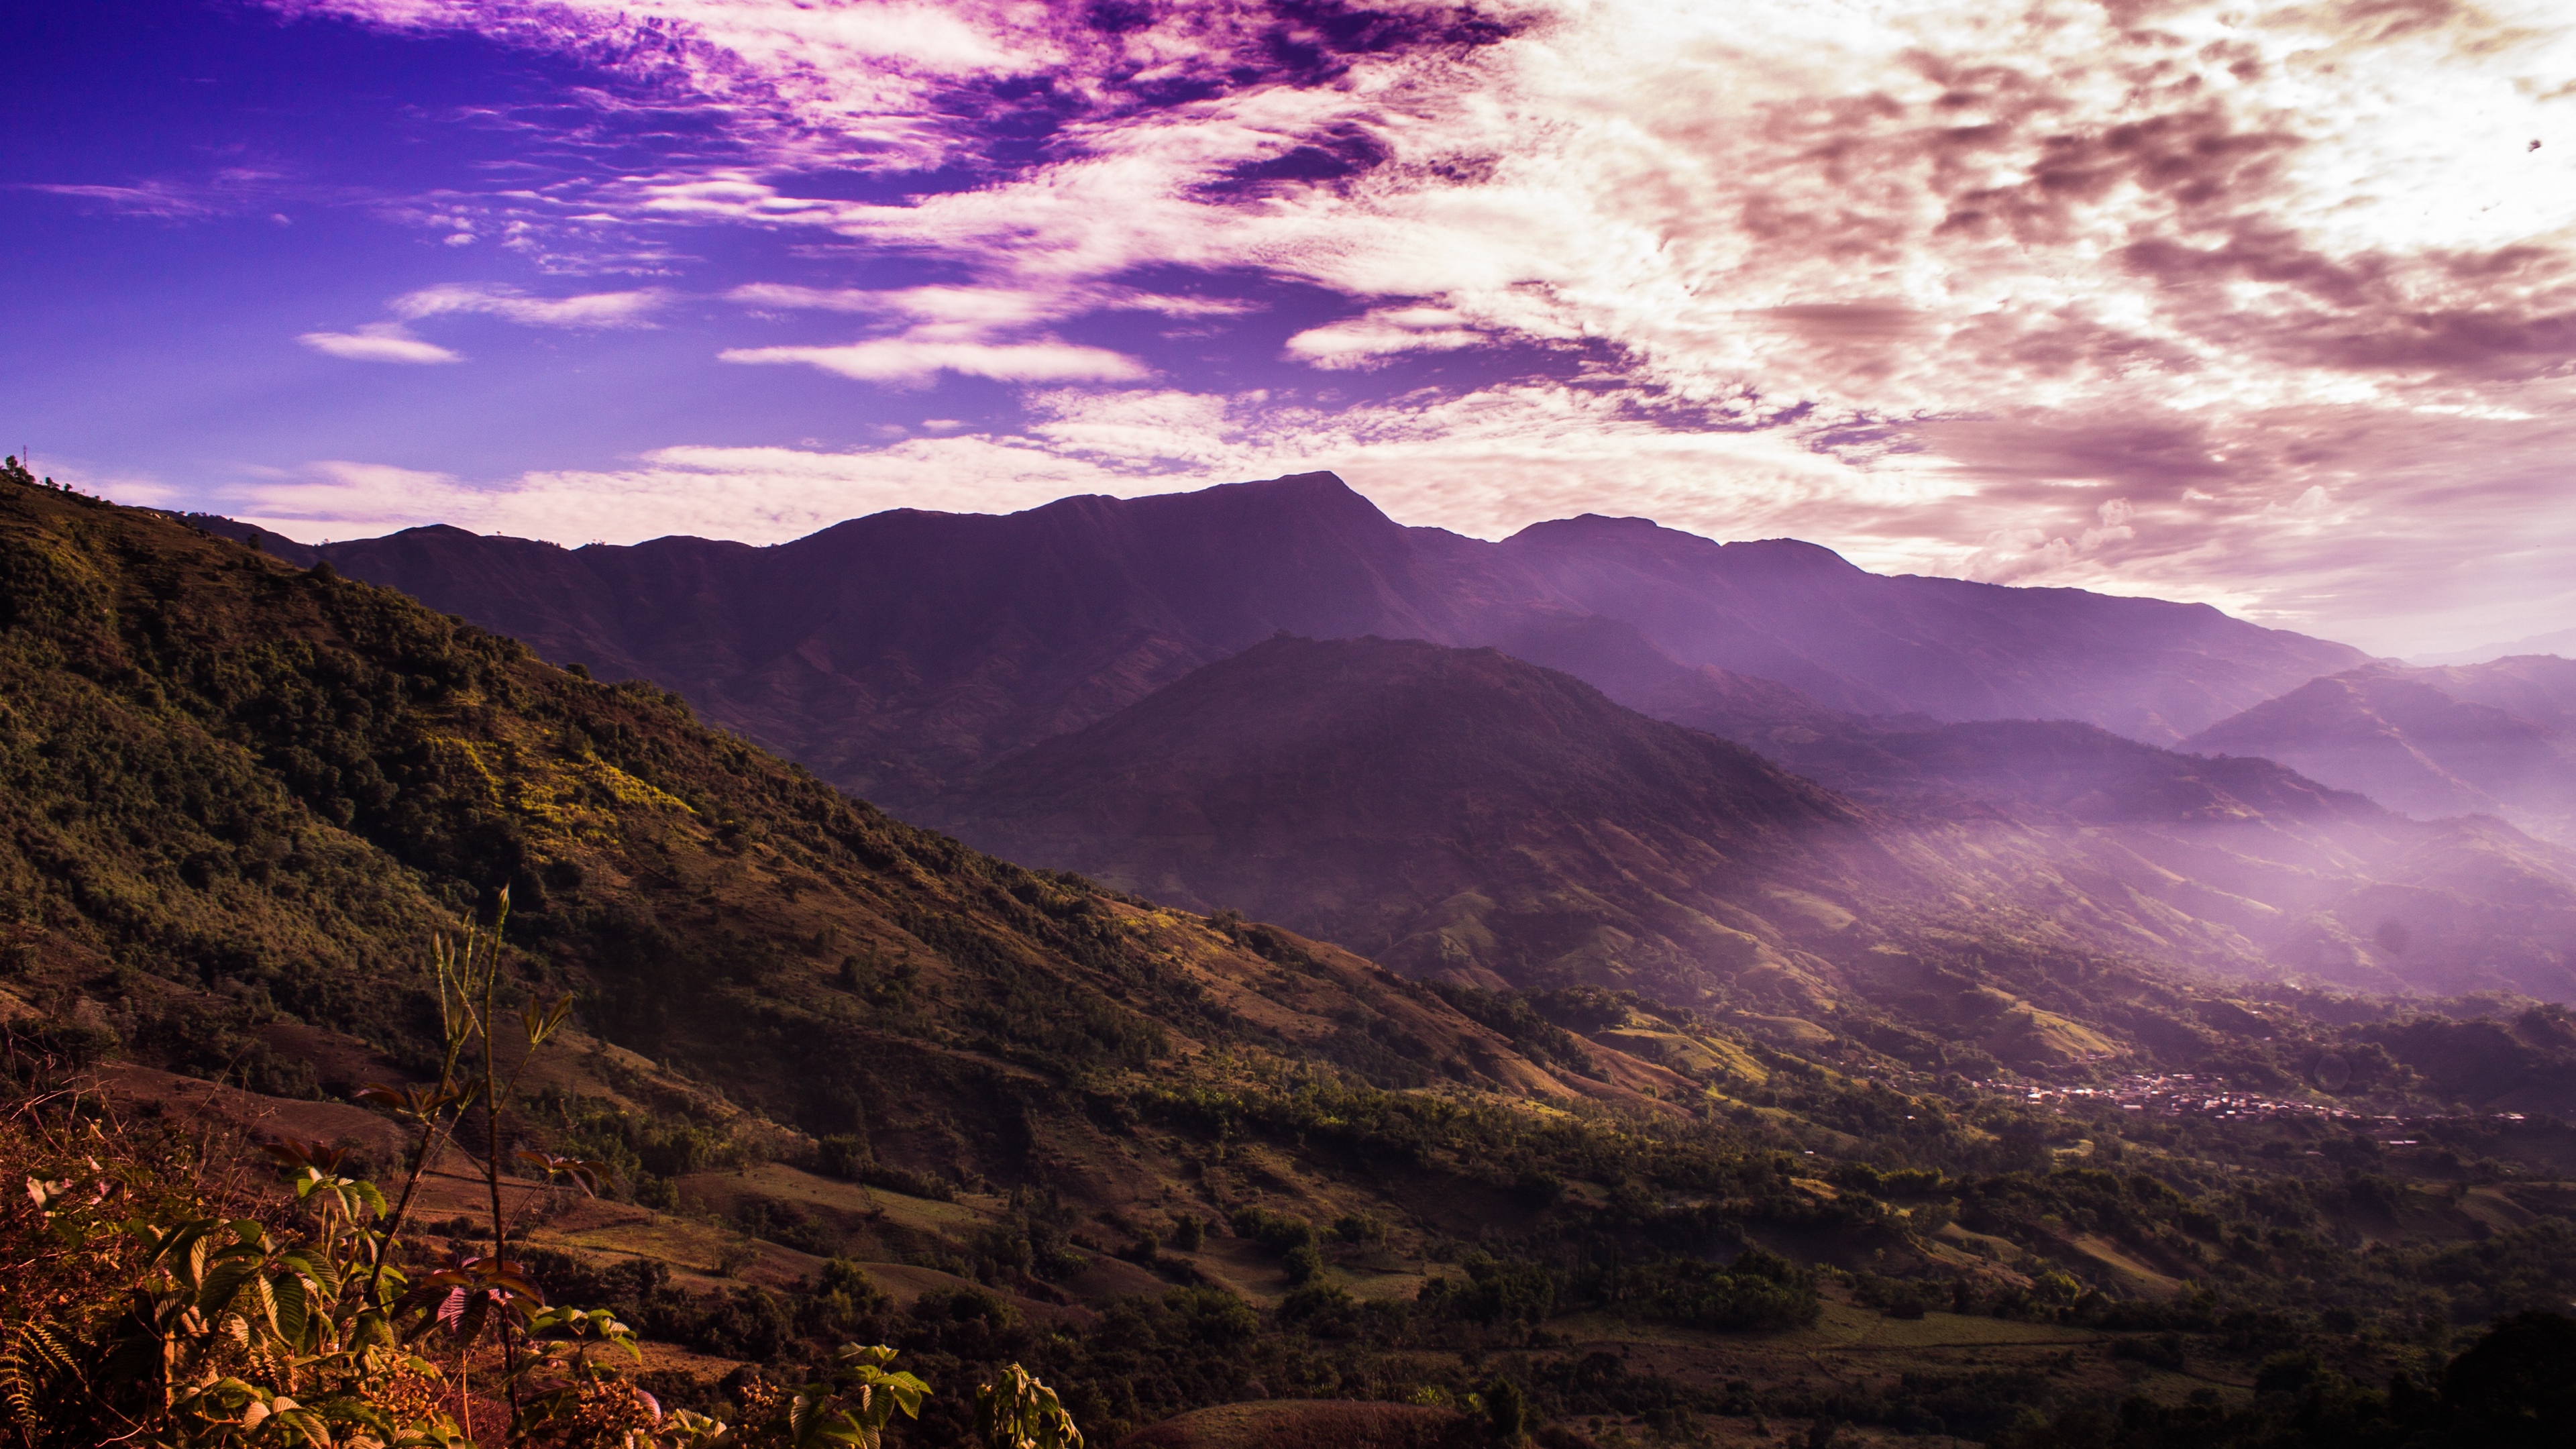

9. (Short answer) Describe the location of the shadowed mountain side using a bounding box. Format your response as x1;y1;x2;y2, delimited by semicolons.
310;472;2364;806
2186;657;2576;847
928;636;1894;1006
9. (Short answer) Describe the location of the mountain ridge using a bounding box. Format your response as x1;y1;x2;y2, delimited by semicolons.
303;472;2367;809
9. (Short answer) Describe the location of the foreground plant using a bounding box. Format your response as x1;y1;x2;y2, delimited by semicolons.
2;1130;464;1447
0;1120;727;1449
973;1364;1081;1449
731;1344;932;1449
0;904;712;1449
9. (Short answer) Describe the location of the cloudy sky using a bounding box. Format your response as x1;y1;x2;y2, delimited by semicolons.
9;0;2575;655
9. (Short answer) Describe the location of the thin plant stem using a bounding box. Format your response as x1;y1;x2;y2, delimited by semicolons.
364;929;481;1304
474;890;526;1428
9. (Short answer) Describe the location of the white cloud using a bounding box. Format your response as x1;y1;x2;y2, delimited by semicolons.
1285;307;1491;368
725;281;1254;324
297;327;464;364
720;336;1150;384
390;282;667;328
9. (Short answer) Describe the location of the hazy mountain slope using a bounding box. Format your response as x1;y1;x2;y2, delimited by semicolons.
1493;514;2366;741
931;635;1908;1007
1807;722;2576;1001
932;637;2380;1020
313;472;2364;804
2410;627;2576;666
2185;657;2576;845
0;472;1691;1201
1646;678;2576;1001
939;638;2576;1004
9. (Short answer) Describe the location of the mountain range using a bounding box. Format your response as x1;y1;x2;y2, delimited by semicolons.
298;473;2364;810
930;635;2576;1008
271;471;2576;1006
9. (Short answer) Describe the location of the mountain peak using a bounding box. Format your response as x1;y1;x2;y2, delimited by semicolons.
1501;516;1864;576
1711;537;1866;574
1053;469;1373;516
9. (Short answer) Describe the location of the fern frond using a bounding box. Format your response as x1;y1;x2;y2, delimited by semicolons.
0;1320;83;1424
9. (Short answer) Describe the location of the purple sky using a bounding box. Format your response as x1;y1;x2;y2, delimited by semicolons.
9;0;2575;657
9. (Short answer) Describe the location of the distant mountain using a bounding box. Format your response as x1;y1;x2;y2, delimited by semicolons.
2408;628;2576;667
2185;657;2576;846
1489;515;2366;741
936;638;2576;1006
311;472;2365;807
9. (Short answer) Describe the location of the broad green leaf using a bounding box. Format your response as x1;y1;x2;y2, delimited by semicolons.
199;1258;259;1316
278;1248;342;1299
247;1271;282;1338
271;1271;310;1348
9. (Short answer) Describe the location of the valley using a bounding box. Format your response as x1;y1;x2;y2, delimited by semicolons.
5;464;2574;1449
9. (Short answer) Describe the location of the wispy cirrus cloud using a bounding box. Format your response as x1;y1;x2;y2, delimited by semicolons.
720;335;1150;384
21;166;303;221
23;181;229;221
299;282;670;364
297;325;465;364
389;281;670;327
